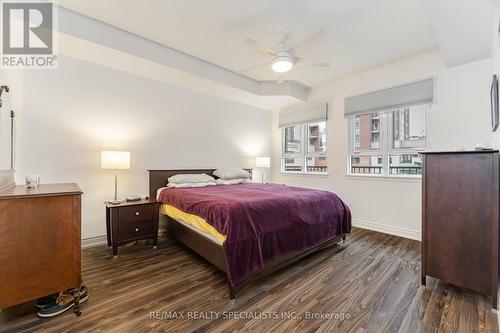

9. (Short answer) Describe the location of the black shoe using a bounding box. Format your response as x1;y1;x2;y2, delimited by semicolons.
35;294;57;309
37;286;89;318
77;287;89;304
35;285;88;309
37;292;74;318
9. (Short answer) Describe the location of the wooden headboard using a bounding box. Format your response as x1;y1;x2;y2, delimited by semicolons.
148;169;252;200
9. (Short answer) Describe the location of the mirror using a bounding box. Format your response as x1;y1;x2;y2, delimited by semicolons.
0;85;15;191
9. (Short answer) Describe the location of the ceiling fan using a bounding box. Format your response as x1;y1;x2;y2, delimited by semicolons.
239;30;330;81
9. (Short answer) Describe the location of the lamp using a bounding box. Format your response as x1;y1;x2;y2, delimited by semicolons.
101;151;130;205
271;57;293;73
255;157;271;184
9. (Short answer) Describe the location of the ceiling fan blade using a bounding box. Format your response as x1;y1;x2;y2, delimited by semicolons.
237;63;269;74
243;38;277;56
288;30;327;55
295;58;330;68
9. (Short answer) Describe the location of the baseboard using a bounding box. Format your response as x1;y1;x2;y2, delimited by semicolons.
82;235;107;248
352;219;421;241
81;221;420;248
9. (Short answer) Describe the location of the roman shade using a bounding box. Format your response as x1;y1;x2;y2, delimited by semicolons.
344;78;433;117
279;103;328;128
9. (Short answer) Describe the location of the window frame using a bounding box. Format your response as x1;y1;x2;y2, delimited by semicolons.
281;121;328;175
348;104;430;178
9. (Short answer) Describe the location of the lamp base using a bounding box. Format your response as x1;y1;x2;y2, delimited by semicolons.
107;200;122;205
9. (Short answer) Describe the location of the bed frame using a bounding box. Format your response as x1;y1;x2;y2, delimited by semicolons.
148;169;347;299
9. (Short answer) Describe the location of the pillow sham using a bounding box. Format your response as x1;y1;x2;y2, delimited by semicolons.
215;178;252;185
167;173;216;184
167;181;216;188
213;168;251;180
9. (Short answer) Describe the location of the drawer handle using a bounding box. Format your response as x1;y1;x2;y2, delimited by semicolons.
135;227;139;232
135;212;140;216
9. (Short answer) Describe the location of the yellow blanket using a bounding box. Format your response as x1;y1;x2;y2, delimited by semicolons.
159;204;226;244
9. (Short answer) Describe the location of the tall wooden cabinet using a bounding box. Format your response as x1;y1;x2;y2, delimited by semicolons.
421;151;499;309
0;183;83;314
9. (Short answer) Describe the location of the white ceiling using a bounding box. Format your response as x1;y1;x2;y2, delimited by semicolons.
423;0;494;67
59;0;438;87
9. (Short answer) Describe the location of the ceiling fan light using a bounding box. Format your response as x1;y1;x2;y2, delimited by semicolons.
272;59;293;73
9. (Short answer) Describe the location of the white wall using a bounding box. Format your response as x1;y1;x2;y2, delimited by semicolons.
20;56;272;239
272;50;493;240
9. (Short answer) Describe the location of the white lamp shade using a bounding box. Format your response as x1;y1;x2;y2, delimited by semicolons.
271;59;293;73
255;157;271;168
101;151;130;170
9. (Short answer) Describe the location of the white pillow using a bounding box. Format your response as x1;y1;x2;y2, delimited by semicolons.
213;168;251;180
167;181;216;188
167;173;216;184
216;178;252;185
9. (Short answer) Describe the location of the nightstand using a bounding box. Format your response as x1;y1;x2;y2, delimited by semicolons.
104;199;160;257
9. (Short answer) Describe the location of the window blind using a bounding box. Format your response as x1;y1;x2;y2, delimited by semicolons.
344;78;433;117
279;103;328;128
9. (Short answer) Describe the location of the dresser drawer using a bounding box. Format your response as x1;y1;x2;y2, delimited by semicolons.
118;204;154;223
118;219;154;240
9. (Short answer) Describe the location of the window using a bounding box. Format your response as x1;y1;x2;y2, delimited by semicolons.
354;117;360;148
351;155;382;174
284;126;302;154
349;104;428;176
280;103;328;174
282;121;327;174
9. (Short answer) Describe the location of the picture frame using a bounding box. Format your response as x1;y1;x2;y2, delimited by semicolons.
491;74;499;132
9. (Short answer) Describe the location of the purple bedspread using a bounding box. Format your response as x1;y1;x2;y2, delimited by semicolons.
158;183;351;287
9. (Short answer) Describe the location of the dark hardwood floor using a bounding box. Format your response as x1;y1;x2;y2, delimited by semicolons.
0;228;498;333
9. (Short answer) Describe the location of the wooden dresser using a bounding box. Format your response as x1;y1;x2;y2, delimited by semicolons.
0;183;83;314
421;151;499;309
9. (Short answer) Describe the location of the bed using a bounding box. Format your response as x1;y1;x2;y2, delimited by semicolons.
149;169;351;299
